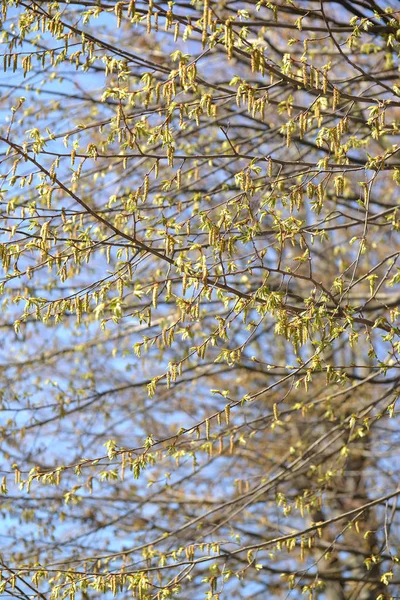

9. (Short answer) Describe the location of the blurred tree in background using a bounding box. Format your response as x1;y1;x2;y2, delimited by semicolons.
1;0;400;598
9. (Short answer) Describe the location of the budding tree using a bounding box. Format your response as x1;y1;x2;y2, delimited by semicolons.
1;1;400;599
